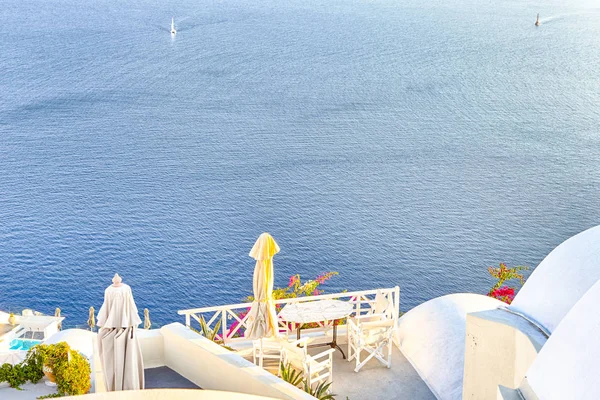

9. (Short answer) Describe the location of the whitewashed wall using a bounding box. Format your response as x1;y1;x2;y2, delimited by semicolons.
397;293;503;400
510;224;600;333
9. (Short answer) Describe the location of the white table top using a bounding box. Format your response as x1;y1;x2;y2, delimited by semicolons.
278;300;354;324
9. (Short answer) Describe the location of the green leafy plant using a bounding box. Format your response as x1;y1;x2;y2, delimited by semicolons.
39;342;91;396
0;362;26;389
279;361;336;399
37;394;63;399
188;316;234;351
22;346;45;384
0;343;91;395
280;362;303;388
199;314;222;342
55;349;91;396
303;380;335;400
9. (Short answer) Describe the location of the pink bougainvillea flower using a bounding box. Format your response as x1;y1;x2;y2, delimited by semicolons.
288;275;299;288
489;286;516;304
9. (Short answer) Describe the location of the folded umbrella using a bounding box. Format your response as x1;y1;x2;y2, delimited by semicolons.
97;273;144;391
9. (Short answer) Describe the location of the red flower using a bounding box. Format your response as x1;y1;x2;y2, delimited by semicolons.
489;286;516;304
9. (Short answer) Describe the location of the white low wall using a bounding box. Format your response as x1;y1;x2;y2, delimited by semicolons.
137;329;164;368
92;323;313;399
463;309;547;400
160;323;314;400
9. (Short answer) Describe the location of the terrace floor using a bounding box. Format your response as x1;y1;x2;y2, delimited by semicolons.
0;382;58;399
145;366;200;389
328;346;435;400
238;338;435;400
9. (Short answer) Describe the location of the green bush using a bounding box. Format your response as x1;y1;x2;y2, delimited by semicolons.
0;362;27;389
0;342;91;396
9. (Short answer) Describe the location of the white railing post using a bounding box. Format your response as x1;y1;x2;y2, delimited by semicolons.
185;313;190;328
394;286;400;324
221;310;228;344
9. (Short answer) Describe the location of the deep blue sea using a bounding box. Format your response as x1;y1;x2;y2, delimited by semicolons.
1;0;599;327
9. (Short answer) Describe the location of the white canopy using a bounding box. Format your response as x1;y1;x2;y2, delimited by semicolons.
97;284;142;329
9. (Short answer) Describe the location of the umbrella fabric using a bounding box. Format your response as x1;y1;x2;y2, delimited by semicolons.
245;233;280;340
97;277;144;391
0;351;26;365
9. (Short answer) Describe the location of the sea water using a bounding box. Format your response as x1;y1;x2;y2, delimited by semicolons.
1;0;599;325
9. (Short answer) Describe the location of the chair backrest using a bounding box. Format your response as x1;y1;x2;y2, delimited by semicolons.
281;340;308;370
372;290;395;319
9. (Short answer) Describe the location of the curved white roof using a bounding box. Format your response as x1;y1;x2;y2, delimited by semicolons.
526;279;600;400
397;293;503;400
45;328;96;359
510;225;600;333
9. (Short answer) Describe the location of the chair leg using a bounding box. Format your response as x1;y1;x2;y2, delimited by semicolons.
347;329;351;362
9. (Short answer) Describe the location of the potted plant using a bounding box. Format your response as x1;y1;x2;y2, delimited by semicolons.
35;342;91;395
37;343;69;386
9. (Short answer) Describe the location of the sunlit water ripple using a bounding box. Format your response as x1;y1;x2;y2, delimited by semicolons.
1;0;599;326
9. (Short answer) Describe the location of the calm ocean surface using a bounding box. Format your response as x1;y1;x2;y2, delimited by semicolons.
1;0;599;326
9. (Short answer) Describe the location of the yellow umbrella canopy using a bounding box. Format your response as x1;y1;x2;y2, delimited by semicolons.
245;233;280;340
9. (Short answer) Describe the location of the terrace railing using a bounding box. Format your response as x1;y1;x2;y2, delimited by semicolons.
177;286;400;345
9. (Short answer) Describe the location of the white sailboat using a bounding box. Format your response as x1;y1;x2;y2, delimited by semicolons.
535;13;541;26
170;17;177;35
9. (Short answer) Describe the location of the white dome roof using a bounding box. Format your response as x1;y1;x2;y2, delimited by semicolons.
45;328;96;359
397;293;503;400
526;279;600;400
510;225;600;333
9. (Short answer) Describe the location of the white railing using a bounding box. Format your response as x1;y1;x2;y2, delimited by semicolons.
177;286;400;345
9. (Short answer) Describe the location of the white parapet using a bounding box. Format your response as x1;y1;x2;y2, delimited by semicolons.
159;323;314;400
462;308;547;400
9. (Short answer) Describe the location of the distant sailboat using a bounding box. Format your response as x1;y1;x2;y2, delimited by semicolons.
170;17;177;35
535;13;541;26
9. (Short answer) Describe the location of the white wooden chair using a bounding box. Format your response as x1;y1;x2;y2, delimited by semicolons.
252;338;284;372
281;337;335;390
347;290;396;372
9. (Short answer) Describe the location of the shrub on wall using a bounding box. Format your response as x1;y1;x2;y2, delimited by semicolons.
0;342;90;396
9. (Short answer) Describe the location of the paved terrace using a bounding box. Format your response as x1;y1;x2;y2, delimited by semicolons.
327;347;435;400
238;341;435;400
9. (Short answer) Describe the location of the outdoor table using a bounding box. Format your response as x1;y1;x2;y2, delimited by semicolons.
278;299;354;359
